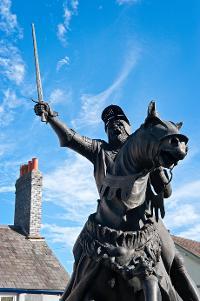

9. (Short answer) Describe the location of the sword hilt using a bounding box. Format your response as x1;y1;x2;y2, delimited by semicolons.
41;112;47;122
32;99;48;123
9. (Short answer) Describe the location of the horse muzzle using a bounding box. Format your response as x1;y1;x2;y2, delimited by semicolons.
158;136;188;168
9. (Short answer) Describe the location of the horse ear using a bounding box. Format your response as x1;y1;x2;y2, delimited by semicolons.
144;101;166;128
176;122;183;129
147;101;158;118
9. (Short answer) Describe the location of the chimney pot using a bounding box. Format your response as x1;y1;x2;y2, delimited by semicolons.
28;161;32;172
32;158;38;170
23;164;28;175
22;165;25;176
20;165;23;177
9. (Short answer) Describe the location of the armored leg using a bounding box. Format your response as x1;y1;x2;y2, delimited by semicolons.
170;251;200;301
142;275;162;301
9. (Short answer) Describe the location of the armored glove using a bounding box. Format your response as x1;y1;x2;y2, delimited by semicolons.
148;167;173;221
150;192;165;222
34;101;58;119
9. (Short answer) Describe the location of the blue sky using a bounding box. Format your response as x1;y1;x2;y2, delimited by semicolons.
0;0;199;274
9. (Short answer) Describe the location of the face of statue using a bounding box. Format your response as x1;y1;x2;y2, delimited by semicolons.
106;119;130;148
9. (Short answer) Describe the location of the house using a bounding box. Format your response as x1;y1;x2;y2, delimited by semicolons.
0;158;69;301
172;235;200;290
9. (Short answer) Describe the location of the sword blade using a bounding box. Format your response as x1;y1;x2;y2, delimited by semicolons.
32;23;43;103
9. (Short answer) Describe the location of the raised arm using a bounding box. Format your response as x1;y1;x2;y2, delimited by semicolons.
34;102;96;163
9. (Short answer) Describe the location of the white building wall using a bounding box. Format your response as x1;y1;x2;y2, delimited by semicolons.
0;294;17;301
43;296;60;301
175;244;200;289
18;294;61;301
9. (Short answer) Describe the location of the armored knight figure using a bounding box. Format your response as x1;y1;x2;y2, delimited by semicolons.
34;103;170;200
34;102;200;301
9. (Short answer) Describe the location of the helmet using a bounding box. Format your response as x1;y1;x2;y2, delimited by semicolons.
101;105;130;131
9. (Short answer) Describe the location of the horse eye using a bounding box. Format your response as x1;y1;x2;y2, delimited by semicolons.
170;137;179;146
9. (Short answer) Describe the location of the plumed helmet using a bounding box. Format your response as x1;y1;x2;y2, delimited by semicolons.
101;105;130;130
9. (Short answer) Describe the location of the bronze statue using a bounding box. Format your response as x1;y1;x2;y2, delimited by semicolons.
34;101;200;301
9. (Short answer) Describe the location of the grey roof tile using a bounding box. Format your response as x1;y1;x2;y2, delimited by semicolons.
0;226;69;290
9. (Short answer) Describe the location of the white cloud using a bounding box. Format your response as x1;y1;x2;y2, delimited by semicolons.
0;0;23;37
162;178;200;241
42;224;82;248
171;180;200;200
3;88;22;108
0;89;23;126
43;154;98;224
164;204;199;229
0;106;14;126
57;0;79;45
49;88;65;105
56;56;70;71
57;24;66;43
49;88;72;106
0;185;14;193
72;48;140;129
0;41;25;84
0;141;14;156
116;0;139;5
178;224;200;242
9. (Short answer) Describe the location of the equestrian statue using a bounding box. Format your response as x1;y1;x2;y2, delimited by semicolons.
34;100;200;301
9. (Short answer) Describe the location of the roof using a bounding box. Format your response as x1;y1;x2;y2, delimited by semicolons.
0;226;69;291
172;235;200;258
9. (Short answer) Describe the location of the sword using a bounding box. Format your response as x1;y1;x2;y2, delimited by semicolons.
31;23;47;122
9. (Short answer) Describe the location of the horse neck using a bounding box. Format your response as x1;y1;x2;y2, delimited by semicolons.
96;129;159;231
112;129;156;177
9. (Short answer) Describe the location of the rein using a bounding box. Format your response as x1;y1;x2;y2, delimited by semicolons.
151;140;175;190
164;166;174;186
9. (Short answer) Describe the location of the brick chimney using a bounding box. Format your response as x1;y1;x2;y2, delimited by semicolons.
14;158;42;238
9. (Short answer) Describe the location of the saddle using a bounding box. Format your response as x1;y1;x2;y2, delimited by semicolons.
79;214;162;282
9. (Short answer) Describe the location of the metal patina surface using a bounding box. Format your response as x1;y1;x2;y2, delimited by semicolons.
34;100;200;301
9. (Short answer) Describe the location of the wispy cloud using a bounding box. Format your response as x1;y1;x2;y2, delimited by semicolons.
43;154;98;224
0;185;14;193
49;88;65;105
42;224;82;248
164;204;199;229
0;142;12;156
57;0;79;45
0;89;23;126
3;88;22;108
0;0;25;87
0;0;23;37
116;0;139;5
171;180;200;201
49;88;72;106
163;178;200;241
0;41;25;85
56;56;70;71
179;224;200;242
72;48;140;129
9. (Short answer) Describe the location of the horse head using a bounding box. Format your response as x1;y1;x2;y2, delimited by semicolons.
112;101;188;176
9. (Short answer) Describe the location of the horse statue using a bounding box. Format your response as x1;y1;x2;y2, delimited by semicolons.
62;102;200;301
